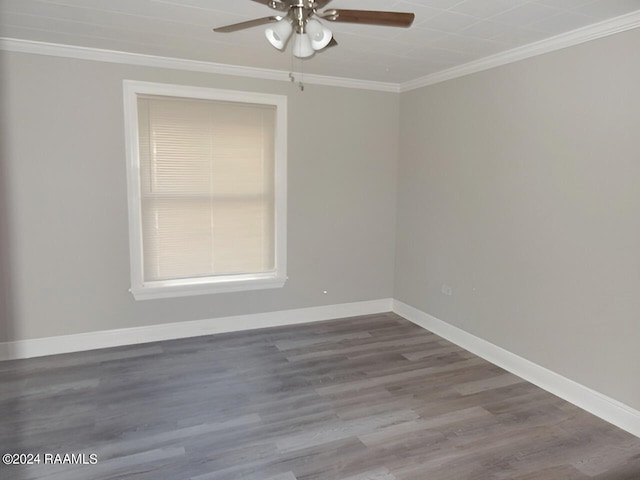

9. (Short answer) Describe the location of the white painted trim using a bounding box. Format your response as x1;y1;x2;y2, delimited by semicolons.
0;37;399;93
0;298;393;361
400;10;640;92
393;300;640;439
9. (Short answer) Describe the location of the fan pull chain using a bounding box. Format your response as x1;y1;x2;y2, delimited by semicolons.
288;47;304;91
298;58;304;91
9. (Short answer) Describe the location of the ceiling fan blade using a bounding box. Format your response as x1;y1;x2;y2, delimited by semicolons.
214;16;281;33
250;0;288;12
321;9;415;27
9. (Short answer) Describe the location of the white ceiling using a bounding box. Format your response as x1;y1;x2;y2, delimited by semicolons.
1;0;639;84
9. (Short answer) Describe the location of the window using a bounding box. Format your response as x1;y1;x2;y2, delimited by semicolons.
123;81;287;300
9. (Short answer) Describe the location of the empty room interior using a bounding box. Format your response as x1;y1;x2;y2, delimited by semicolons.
1;1;640;479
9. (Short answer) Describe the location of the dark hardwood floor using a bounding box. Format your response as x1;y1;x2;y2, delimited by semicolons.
1;313;639;479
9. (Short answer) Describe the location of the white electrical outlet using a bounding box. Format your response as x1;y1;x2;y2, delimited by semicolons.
441;284;453;296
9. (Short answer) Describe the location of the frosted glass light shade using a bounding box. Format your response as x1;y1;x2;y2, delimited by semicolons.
265;19;293;50
292;33;314;58
305;19;332;50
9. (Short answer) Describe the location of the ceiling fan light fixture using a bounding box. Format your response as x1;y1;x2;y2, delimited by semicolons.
292;32;315;58
265;18;292;50
305;19;332;50
214;2;416;60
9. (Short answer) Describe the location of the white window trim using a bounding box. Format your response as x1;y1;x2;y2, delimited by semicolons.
123;80;287;300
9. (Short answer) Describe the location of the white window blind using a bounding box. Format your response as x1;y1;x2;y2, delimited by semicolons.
137;95;276;283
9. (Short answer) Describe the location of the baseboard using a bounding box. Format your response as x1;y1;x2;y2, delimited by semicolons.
0;298;393;361
4;297;638;439
392;300;640;439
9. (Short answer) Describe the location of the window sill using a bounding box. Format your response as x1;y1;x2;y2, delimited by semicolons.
130;273;287;300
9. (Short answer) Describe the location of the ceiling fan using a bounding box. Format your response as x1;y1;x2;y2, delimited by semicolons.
213;0;415;59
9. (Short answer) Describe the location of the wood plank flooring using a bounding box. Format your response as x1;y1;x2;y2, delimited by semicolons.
1;313;639;479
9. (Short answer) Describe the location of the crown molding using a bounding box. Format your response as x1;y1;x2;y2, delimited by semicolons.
0;37;400;93
400;10;640;92
2;9;639;95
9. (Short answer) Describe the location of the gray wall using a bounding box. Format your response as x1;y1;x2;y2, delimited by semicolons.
395;29;640;410
0;51;399;341
0;57;14;345
2;28;639;413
